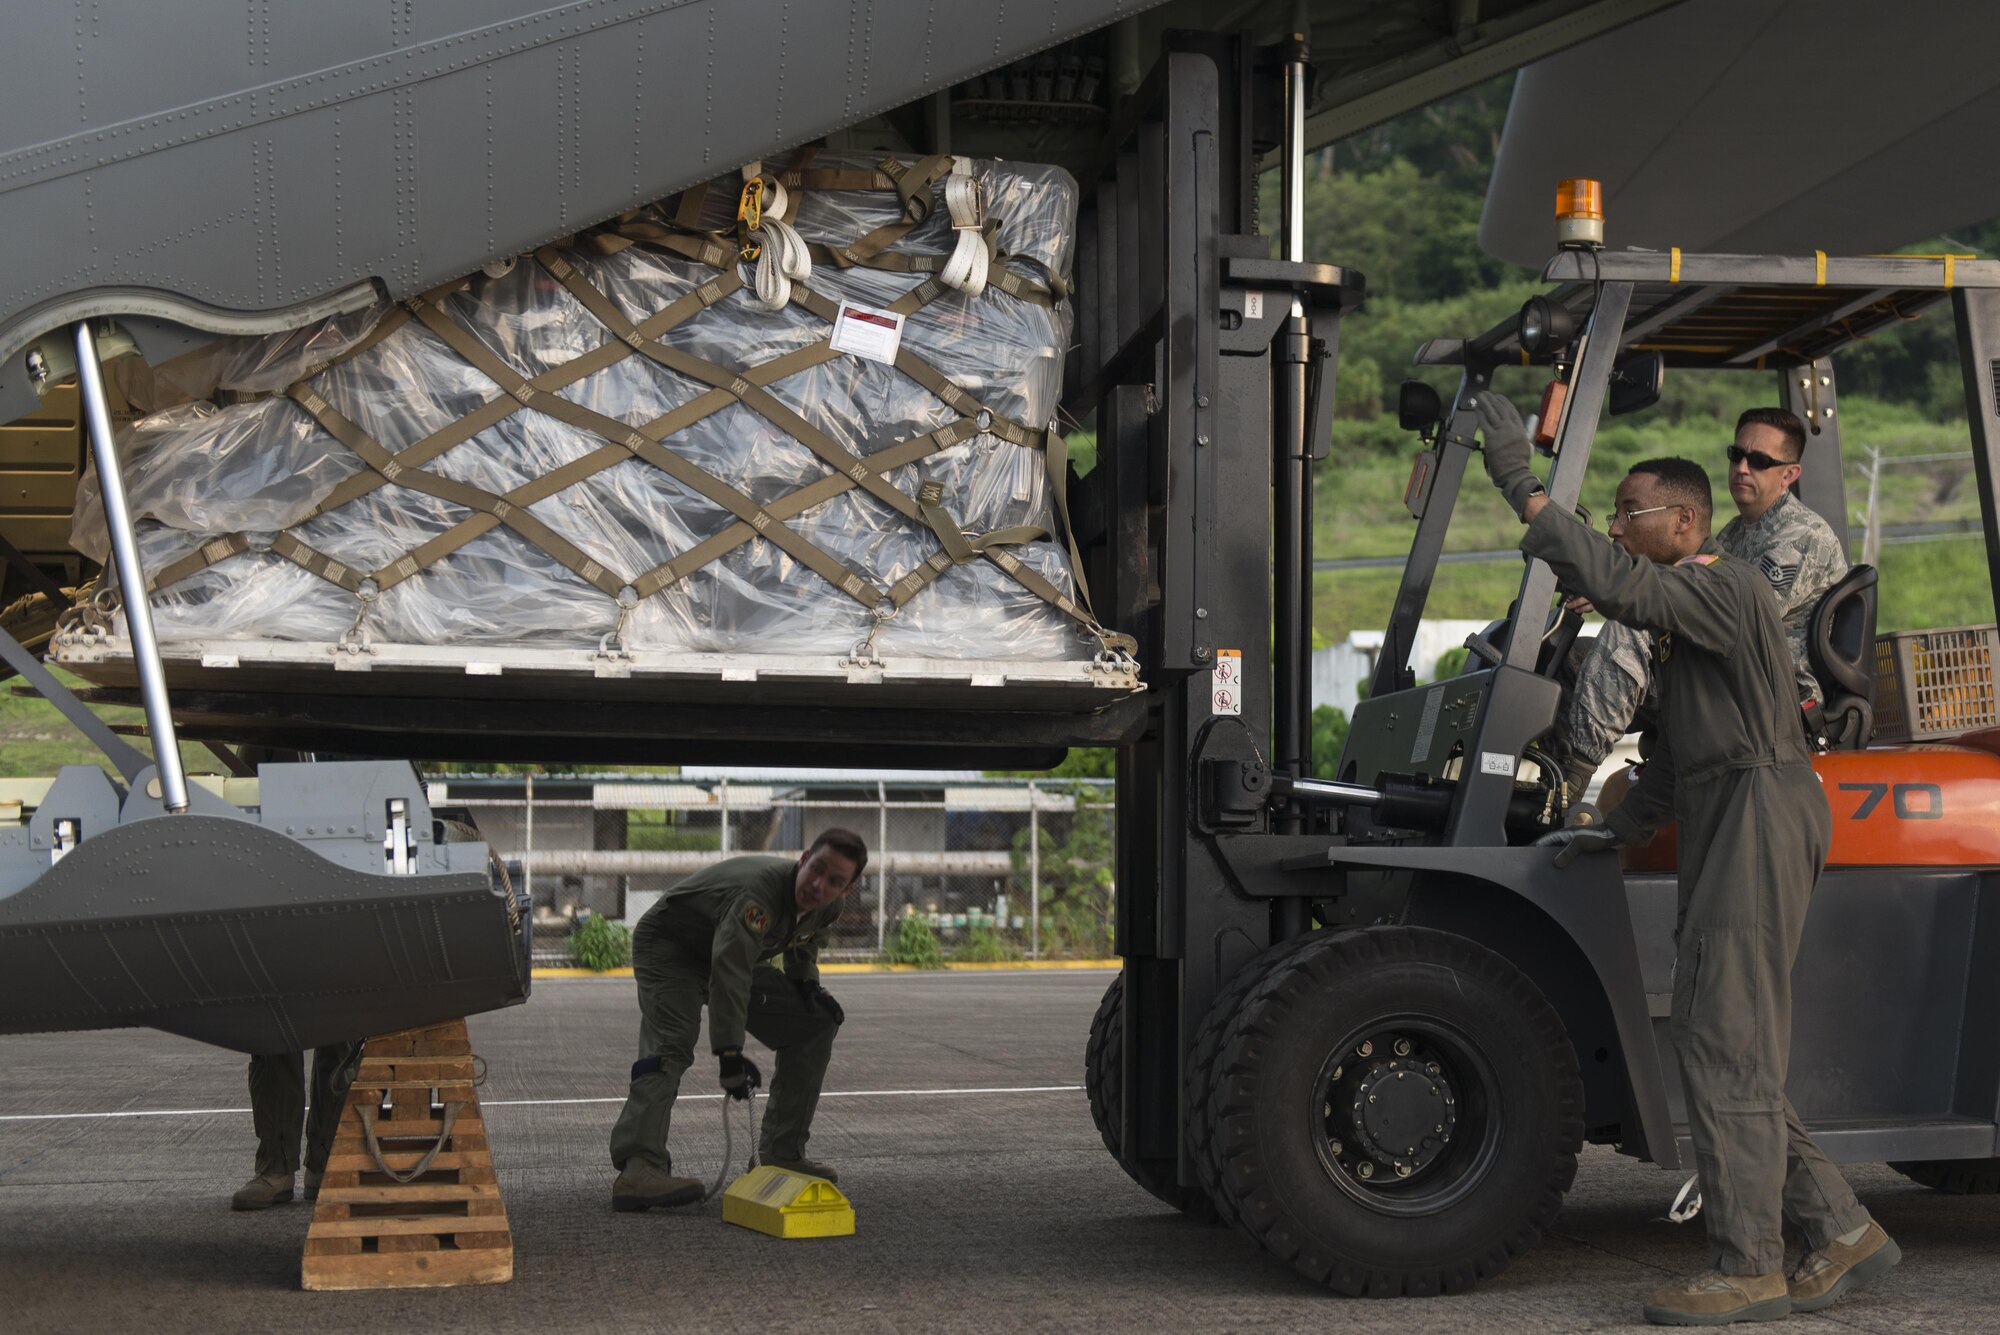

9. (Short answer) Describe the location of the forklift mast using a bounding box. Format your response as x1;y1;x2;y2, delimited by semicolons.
1067;33;1362;1196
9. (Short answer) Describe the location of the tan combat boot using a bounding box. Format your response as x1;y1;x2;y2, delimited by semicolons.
230;1170;295;1211
1642;1270;1790;1325
1790;1222;1901;1312
762;1155;838;1184
611;1161;704;1211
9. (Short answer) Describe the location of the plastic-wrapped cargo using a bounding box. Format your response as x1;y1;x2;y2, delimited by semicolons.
60;154;1125;679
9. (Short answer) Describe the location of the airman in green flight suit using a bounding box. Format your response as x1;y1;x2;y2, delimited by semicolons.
1478;394;1899;1326
609;829;867;1211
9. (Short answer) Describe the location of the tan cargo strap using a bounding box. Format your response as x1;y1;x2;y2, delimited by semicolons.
287;380;636;598
147;535;254;595
810;153;951;270
533;252;970;558
309;264;746;518
880;153;953;225
917;480;979;565
706;274;1105;643
361;306;844;593
400;293;883;609
139;264;752;595
583;164;1116;647
1045;428;1093;610
885;521;1054;613
629;417;988;600
140;176;1123;655
776;166;898;193
800;233;1061;308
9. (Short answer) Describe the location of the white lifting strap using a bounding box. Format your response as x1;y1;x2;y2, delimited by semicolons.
744;166;812;311
940;156;989;299
1666;1174;1703;1223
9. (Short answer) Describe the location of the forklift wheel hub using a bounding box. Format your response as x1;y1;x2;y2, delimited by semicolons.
1353;1058;1458;1173
1313;1016;1497;1215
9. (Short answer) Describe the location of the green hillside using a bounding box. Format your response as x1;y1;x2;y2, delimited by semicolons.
0;668;216;780
1294;76;1998;643
1312;398;1990;641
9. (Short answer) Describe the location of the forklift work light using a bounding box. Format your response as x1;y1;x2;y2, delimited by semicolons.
1517;296;1575;356
1555;177;1604;248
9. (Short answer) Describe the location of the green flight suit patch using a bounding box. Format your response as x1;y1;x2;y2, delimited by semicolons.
742;904;770;933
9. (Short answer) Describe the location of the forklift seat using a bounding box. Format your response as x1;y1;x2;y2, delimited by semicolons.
1805;563;1878;750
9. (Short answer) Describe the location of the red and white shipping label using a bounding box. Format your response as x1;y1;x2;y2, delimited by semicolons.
829;301;907;365
1211;648;1242;716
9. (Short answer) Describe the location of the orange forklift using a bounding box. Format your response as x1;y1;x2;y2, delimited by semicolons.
1160;210;2000;1295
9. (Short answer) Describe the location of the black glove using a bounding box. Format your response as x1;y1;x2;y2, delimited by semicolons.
795;978;845;1025
1470;391;1542;518
718;1049;763;1100
1531;825;1625;869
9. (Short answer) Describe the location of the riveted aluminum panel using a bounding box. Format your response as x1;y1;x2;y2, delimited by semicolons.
0;0;1164;420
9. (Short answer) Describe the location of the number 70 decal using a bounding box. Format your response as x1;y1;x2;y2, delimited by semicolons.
1836;782;1942;819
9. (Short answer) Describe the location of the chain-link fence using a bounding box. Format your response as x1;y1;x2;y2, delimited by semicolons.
431;775;1116;967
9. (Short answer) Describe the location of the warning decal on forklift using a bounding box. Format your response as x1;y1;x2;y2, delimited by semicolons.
1211;650;1242;716
1480;752;1517;778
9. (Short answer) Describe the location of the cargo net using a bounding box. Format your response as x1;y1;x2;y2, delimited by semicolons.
64;153;1131;668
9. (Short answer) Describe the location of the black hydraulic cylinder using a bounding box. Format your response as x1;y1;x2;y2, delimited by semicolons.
1270;34;1315;941
1272;771;1550;838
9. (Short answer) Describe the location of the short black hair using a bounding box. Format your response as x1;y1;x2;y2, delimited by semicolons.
1627;456;1713;524
807;827;868;877
1735;406;1807;461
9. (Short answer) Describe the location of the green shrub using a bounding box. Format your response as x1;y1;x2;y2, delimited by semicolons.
1311;703;1350;779
569;914;633;971
1039;895;1114;959
1430;646;1471;681
884;913;944;969
951;923;1023;964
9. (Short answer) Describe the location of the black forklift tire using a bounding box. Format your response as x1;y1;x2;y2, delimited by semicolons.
1085;972;1217;1221
1185;931;1333;1228
1888;1158;2000;1195
1200;926;1583;1296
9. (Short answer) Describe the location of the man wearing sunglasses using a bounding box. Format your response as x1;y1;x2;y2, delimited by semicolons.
1553;408;1848;801
1477;396;1895;1325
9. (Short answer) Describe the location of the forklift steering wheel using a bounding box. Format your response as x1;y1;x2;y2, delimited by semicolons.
1463;605;1583;678
1536;605;1585;679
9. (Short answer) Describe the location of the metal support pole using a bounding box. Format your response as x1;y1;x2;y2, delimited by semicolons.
73;322;188;813
1863;447;1882;568
1953;288;2000;611
1783;357;1849;548
719;778;731;854
1028;779;1041;960
876;780;888;953
1271;27;1314;938
523;771;534;908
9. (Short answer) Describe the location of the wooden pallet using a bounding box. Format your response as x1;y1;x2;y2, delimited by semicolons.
301;1019;512;1291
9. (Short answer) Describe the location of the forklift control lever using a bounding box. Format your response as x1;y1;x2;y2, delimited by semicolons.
1269;771;1556;839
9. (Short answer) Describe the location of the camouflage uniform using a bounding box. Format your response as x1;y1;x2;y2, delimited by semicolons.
1552;491;1848;795
608;855;844;1174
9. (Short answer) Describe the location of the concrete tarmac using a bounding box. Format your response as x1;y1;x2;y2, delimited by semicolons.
2;970;1994;1333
